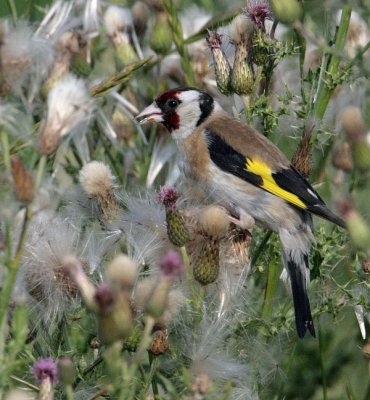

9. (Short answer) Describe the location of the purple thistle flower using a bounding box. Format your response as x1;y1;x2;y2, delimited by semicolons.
94;283;115;313
159;250;184;278
157;186;180;207
33;358;59;384
244;0;273;30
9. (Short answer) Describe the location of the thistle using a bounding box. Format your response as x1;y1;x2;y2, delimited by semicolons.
341;106;370;171
150;329;170;355
206;31;232;95
337;196;370;251
229;15;255;95
157;186;190;247
270;0;302;24
94;282;134;345
132;2;150;38
150;12;173;55
192;206;230;285
332;142;353;172
145;250;184;319
244;1;274;67
79;161;119;221
104;6;138;67
33;358;58;400
38;74;94;155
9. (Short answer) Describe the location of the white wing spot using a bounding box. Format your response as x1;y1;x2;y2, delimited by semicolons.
307;188;318;199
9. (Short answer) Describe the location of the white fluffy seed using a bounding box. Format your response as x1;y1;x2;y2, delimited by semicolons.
79;161;115;198
198;205;230;238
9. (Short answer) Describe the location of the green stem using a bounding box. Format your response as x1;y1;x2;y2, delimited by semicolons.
261;257;282;322
242;95;252;124
180;246;201;314
10;375;39;392
162;0;195;86
134;316;154;363
35;155;47;192
313;6;352;121
0;130;11;176
6;0;17;23
145;353;159;398
318;321;328;400
250;231;272;269
0;207;31;330
65;384;74;400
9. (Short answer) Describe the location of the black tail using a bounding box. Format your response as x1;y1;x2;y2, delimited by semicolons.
287;255;316;338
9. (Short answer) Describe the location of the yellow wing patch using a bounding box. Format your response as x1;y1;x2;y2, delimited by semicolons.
245;158;307;209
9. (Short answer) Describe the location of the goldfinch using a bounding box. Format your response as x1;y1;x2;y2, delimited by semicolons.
137;87;345;338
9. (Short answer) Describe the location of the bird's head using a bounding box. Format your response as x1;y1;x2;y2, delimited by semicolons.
137;87;214;138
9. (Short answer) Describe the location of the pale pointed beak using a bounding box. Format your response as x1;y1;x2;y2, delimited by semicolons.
136;103;163;124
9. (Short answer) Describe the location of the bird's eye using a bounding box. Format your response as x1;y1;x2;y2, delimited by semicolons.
167;99;178;108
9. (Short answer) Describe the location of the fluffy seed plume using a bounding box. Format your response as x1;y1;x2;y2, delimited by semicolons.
104;5;134;42
229;15;255;45
106;254;138;291
104;5;138;66
191;206;230;285
79;161;115;197
229;16;255;95
198;205;230;239
79;161;119;220
39;74;94;155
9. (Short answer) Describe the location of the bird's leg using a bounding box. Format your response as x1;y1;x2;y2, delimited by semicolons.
228;209;255;231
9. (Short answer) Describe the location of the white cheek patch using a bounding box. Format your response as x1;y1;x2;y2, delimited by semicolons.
172;90;203;141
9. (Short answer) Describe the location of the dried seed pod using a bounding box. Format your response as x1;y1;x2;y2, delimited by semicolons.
332;142;353;172
150;330;169;355
11;155;34;203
